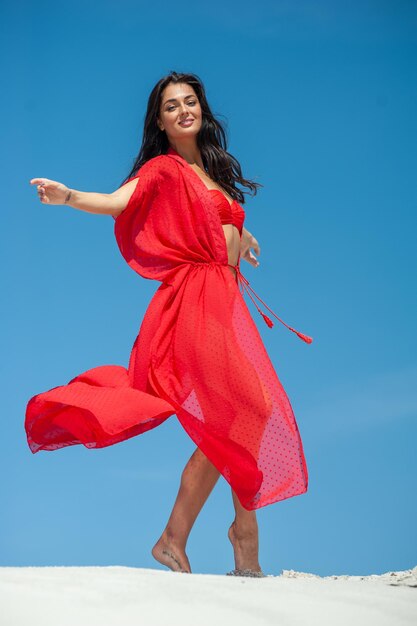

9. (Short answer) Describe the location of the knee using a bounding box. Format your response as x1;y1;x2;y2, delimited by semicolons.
191;446;212;465
181;447;217;478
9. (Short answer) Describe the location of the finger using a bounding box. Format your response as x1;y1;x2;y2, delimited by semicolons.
248;252;260;266
30;178;46;185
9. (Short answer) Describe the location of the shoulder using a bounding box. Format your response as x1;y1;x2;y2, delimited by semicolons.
128;155;181;200
138;154;181;180
112;155;182;219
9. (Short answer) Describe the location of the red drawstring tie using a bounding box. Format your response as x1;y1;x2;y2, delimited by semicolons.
228;263;313;344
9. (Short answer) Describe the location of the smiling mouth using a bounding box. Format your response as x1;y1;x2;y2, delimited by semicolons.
179;119;194;126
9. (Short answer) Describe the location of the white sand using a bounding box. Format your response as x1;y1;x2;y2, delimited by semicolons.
0;565;415;626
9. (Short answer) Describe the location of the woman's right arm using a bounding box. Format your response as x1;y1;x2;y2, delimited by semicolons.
29;177;140;217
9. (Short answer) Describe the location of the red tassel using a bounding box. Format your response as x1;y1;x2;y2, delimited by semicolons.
292;329;314;344
260;311;274;328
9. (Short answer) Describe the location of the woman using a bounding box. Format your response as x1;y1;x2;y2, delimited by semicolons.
27;71;312;577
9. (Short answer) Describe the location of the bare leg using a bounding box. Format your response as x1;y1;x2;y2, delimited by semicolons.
151;446;220;573
228;489;262;573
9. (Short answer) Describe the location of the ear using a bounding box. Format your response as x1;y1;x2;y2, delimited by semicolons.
157;117;164;131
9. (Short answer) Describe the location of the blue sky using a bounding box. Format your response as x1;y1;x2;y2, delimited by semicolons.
1;0;416;576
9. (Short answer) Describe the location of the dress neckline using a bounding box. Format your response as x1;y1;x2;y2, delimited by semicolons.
166;146;236;208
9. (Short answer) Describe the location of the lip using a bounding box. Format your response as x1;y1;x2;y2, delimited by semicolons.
179;118;194;127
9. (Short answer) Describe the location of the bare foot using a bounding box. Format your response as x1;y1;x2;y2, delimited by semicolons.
151;534;192;573
228;520;262;573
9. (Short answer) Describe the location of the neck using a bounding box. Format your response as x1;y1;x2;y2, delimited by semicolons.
168;140;204;170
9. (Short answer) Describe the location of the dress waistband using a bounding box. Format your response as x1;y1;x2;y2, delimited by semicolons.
183;260;313;344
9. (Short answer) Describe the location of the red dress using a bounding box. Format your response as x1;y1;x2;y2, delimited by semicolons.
25;146;313;511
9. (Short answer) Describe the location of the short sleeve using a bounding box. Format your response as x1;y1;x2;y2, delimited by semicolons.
112;156;168;222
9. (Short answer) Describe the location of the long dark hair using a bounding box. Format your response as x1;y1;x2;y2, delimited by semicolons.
120;71;262;204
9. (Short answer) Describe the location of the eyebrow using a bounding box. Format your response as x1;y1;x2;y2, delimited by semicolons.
163;95;196;106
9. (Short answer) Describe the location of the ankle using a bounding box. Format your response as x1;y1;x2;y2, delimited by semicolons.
160;526;187;551
231;519;258;540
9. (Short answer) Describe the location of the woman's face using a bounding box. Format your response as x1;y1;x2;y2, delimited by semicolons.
157;82;202;142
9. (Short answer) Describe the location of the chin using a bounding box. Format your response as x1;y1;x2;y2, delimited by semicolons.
174;128;200;138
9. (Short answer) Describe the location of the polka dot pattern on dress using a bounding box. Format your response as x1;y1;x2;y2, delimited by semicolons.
24;149;309;511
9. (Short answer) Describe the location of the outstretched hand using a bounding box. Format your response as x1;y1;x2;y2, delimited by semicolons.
240;227;261;267
29;178;71;205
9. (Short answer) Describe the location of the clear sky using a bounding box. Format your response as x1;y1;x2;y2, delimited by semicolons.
1;0;416;576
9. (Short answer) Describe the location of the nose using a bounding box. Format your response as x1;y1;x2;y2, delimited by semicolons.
179;103;191;117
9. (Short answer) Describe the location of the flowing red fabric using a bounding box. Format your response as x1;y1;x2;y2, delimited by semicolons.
25;147;312;510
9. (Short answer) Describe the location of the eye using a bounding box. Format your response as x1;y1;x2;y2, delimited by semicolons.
166;100;197;112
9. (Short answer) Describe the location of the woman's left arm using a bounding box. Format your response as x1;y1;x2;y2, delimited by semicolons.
240;227;261;267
